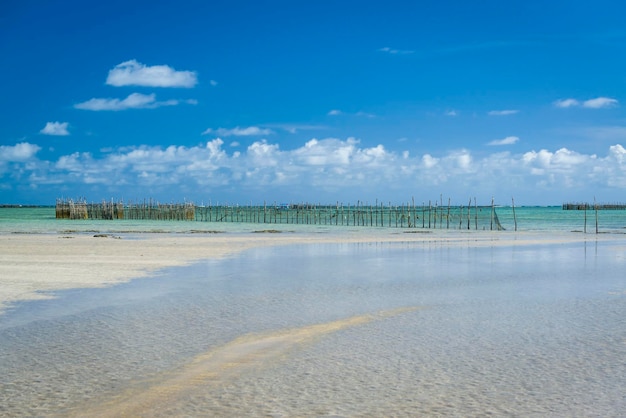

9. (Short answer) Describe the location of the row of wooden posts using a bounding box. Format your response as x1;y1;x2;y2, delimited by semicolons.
562;199;626;233
55;199;195;221
562;202;626;210
55;198;507;230
195;199;506;230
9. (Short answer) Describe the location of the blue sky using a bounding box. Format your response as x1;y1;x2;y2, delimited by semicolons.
1;0;626;206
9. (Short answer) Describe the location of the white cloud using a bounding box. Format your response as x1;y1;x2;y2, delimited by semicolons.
378;47;415;55
210;80;218;86
445;110;457;116
5;137;626;205
106;60;197;88
554;97;618;109
488;136;519;146
422;154;439;168
554;98;580;108
328;109;376;118
40;121;70;136
608;144;626;163
0;142;41;161
488;110;519;116
583;97;618;108
74;93;183;111
202;126;273;137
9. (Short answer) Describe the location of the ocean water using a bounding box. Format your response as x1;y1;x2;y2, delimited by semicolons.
1;205;626;234
1;208;626;416
1;237;626;416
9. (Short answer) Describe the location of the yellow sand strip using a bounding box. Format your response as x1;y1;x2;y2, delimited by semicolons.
66;307;419;418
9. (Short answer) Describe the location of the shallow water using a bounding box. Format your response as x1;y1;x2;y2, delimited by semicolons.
2;206;626;233
1;240;625;416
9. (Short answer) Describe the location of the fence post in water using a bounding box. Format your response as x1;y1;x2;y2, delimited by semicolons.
439;195;443;228
374;199;378;227
490;197;495;231
459;205;463;229
428;200;432;228
340;203;343;226
474;198;478;230
595;197;598;234
512;197;518;231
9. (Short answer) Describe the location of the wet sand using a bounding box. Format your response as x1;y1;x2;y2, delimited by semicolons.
0;229;619;314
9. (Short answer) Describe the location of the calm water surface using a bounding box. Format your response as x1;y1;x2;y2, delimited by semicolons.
2;206;626;233
1;239;625;416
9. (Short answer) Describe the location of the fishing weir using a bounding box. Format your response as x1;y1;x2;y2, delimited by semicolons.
55;199;195;221
562;202;626;210
55;198;507;230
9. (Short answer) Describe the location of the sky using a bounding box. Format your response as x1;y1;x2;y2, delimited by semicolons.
1;0;626;206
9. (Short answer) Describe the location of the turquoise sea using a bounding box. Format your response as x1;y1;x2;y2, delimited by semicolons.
2;205;626;234
1;207;626;416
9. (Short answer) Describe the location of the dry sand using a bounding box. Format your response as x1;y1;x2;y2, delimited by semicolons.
0;230;611;314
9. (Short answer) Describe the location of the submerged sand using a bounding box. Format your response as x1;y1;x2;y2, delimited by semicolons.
2;229;625;417
0;229;617;314
67;307;420;418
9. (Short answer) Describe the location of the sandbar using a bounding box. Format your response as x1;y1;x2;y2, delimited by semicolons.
0;229;617;314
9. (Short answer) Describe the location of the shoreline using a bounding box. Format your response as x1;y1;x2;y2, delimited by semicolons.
0;229;621;314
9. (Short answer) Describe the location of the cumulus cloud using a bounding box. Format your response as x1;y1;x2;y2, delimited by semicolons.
0;142;41;161
40;121;69;136
106;60;197;88
488;136;519;146
328;109;342;116
488;110;519;116
4;137;626;204
445;110;457;116
74;93;184;111
554;97;618;109
202;126;273;137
